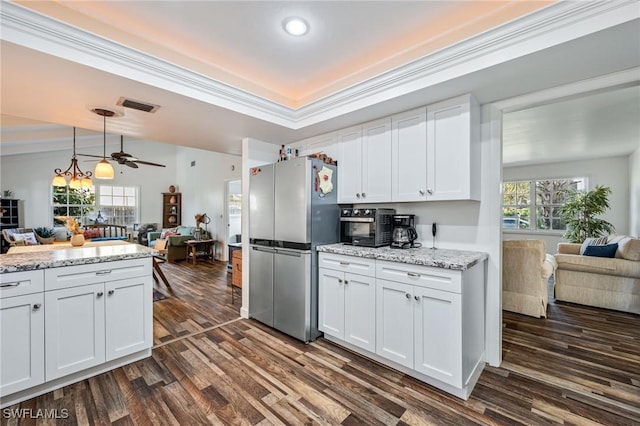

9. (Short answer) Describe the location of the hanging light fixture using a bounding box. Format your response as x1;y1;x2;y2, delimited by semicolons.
52;127;93;188
92;108;115;180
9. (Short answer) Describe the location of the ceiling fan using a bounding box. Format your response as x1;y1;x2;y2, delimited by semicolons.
81;135;166;168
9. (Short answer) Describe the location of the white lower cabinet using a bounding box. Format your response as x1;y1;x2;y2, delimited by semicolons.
319;268;376;352
45;277;151;380
375;279;414;368
413;285;461;385
376;278;461;385
0;290;45;396
45;283;106;380
319;252;486;399
105;277;152;361
318;253;376;352
0;258;152;408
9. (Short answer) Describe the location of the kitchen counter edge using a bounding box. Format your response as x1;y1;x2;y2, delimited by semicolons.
316;244;488;271
0;245;156;274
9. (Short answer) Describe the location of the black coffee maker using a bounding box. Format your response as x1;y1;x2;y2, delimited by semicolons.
391;214;419;249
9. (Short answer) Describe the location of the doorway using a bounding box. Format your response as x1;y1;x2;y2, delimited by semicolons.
225;179;242;249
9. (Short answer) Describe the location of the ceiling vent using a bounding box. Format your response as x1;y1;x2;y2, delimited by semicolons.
116;97;160;113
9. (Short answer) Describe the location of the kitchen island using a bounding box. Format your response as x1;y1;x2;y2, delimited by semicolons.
0;241;155;408
316;243;487;400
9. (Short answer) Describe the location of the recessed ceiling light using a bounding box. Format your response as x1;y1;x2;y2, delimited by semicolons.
283;17;309;36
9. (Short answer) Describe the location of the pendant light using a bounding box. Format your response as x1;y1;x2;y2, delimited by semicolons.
52;127;93;188
92;108;115;180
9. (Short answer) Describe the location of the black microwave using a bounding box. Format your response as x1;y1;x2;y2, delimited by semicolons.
339;208;395;247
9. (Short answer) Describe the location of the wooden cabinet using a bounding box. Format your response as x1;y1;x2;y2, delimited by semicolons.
162;192;182;228
318;254;376;352
0;270;45;396
232;249;242;288
1;198;21;253
337;118;392;203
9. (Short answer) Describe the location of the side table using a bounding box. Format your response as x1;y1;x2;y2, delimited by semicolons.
185;239;216;265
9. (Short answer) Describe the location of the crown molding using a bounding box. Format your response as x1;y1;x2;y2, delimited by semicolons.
2;0;638;130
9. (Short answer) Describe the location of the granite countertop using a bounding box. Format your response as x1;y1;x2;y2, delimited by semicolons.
0;242;156;273
316;243;488;270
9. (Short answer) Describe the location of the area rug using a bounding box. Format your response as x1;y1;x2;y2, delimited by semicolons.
153;289;169;302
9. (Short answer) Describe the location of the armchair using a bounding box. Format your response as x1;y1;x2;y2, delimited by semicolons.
148;225;209;262
502;239;557;318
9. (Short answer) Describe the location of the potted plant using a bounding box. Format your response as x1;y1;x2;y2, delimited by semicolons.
34;226;56;244
559;185;615;243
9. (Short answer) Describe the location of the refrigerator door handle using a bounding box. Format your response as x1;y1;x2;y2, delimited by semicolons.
252;246;276;253
274;248;305;257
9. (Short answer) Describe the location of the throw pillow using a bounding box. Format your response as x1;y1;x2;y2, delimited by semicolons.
616;237;640;261
83;229;102;239
583;243;618;258
12;232;39;245
160;228;178;239
579;236;608;255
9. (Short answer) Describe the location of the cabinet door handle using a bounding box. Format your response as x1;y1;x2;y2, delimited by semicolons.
361;193;366;198
108;290;115;295
338;278;343;283
414;295;420;302
356;193;361;199
405;293;411;299
33;303;42;310
0;282;20;288
427;188;433;195
96;270;112;276
339;261;350;266
419;189;425;195
407;272;420;278
97;292;104;297
344;280;349;285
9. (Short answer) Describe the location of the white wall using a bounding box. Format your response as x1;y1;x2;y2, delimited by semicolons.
630;144;640;238
0;139;178;228
175;146;241;259
503;155;630;252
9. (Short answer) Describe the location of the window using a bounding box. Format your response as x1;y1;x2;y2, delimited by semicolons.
502;178;586;232
52;186;96;226
97;185;139;227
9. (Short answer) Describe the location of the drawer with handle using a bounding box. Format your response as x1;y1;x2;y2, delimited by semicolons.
318;253;375;277
44;258;151;291
376;260;462;293
0;270;45;298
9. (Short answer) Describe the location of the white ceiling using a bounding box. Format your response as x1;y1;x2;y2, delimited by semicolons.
503;85;640;166
1;1;639;164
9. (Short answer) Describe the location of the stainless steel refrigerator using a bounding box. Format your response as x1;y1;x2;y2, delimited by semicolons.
249;157;339;342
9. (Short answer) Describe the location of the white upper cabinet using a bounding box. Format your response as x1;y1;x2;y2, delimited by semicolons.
337;126;363;203
337;93;479;204
391;108;428;202
361;118;392;203
426;94;480;201
338;119;392;203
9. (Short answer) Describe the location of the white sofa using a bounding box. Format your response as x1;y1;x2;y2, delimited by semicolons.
554;235;640;314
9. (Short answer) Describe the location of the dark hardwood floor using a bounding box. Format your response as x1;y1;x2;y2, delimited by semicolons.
3;261;639;425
